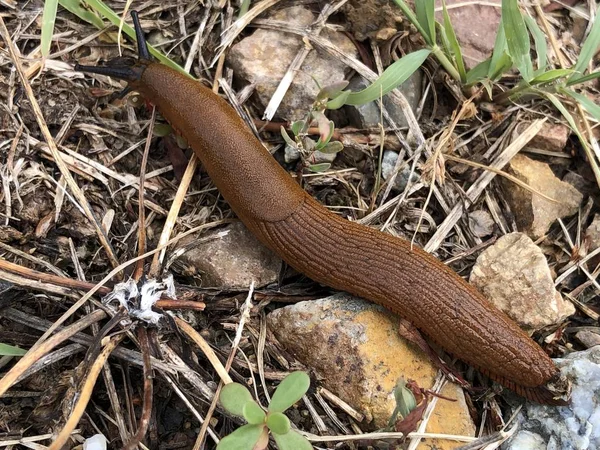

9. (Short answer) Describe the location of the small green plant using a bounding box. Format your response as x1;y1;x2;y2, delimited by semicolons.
0;343;27;356
217;371;312;450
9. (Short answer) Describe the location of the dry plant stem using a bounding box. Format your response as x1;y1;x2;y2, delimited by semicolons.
149;154;199;278
123;327;153;450
424;118;547;252
173;316;233;384
193;286;254;450
48;333;125;450
0;309;106;397
443;154;560;203
0;258;205;310
0;16;121;272
134;107;157;281
0;430;82;447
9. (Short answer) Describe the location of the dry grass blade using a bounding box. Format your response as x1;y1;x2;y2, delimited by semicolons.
173;316;233;384
0;16;121;272
424;118;547;252
0;309;106;397
444;154;560;203
48;333;125;450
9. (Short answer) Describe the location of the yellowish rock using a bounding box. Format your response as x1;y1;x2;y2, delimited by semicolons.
267;294;476;449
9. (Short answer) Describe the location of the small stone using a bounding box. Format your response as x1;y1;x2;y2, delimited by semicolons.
501;154;582;239
575;330;600;349
173;222;281;289
585;214;600;262
526;122;571;153
381;150;416;192
375;27;398;41
468;210;495;237
342;0;403;41
470;233;575;332
503;346;600;450
344;71;422;129
267;293;476;443
284;144;300;163
227;6;357;121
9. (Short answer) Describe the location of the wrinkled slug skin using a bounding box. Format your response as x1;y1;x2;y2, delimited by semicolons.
133;63;563;404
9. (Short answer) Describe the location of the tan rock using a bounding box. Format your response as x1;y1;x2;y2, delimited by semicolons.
173;222;281;289
527;122;571;153
502;154;582;238
470;233;575;332
267;294;475;448
227;6;357;121
575;330;600;349
584;214;600;268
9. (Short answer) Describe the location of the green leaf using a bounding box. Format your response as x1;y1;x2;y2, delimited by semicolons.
393;381;417;419
59;0;105;28
326;90;350;110
308;163;331;172
524;15;547;74
392;0;431;45
345;49;430;106
571;11;600;81
272;429;313;450
41;0;59;57
268;371;310;413
281;127;296;147
488;21;512;80
153;123;173;137
290;120;306;137
566;70;600;86
243;400;266;425
442;0;466;82
0;343;27;356
466;58;491;84
219;383;253;417
266;412;291;434
562;88;600;122
216;424;266;450
318;141;344;154
544;92;589;149
415;0;435;45
530;68;574;85
317;81;349;101
502;0;533;81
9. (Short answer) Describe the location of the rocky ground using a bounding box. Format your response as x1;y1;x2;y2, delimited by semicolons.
0;1;599;449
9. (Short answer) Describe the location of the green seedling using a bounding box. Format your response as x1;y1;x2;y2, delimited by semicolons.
217;371;312;450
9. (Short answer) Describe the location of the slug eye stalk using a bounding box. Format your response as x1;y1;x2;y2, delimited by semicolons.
74;10;151;83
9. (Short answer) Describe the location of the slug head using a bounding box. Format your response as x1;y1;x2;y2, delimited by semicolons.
75;10;151;94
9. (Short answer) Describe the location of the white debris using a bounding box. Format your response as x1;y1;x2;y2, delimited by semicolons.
103;275;176;324
83;434;107;450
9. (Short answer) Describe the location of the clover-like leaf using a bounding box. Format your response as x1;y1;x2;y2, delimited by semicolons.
318;141;344;154
153;123;173;137
272;429;313;450
393;380;417;419
317;81;349;100
281;126;297;147
266;412;290;435
268;371;310;413
243;400;266;425
216;424;266;450
290;120;306;137
326;90;350;110
308;163;331;173
219;383;253;417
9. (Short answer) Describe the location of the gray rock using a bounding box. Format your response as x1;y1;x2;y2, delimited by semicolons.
267;293;476;440
502;154;583;239
470;233;575;332
380;150;417;192
344;71;422;129
173;222;281;289
503;346;600;450
584;214;600;268
468;210;495;237
576;331;600;349
227;6;357;121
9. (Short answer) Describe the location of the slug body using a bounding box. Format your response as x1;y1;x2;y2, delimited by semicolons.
76;21;568;405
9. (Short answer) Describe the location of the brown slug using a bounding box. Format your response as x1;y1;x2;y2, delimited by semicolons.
76;11;569;405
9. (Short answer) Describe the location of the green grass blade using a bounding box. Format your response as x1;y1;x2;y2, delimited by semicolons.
488;19;510;80
442;0;466;82
0;343;27;356
345;49;430;105
467;58;491;84
502;0;533;81
59;0;105;28
562;88;600;122
571;13;600;81
415;0;435;45
566;70;600;86
59;0;188;76
41;0;59;57
530;68;574;85
524;15;547;74
392;0;431;45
